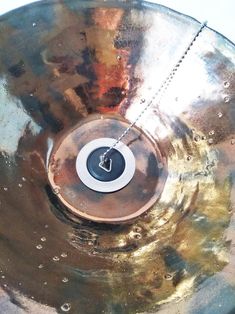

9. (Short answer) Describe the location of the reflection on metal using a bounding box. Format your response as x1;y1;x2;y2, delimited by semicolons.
0;0;235;313
48;116;164;221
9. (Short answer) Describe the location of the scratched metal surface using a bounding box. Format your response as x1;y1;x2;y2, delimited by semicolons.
0;0;235;313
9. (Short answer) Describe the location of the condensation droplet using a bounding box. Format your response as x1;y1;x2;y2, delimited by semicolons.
187;155;192;161
61;252;67;258
18;183;23;188
45;224;49;229
41;237;46;242
1;275;5;279
133;233;142;240
224;96;230;103
217;112;223;118
224;81;230;88
117;55;121;61
53;187;60;195
3;187;8;191
38;264;44;269
209;130;215;136
134;226;142;233
164;273;173;280
44;282;47;285
32;22;37;27
194;135;200;142
29;93;34;97
53;256;60;262
231;139;235;145
61;303;71;312
22;177;27;182
36;244;43;250
62;277;69;283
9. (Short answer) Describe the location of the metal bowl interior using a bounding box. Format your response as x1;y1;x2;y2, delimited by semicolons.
0;0;235;313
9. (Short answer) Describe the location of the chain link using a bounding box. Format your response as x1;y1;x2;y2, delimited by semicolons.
100;21;207;166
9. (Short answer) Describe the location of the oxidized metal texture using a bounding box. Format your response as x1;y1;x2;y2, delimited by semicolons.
0;0;235;313
48;115;167;223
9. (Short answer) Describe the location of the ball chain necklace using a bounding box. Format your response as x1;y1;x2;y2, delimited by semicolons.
99;21;208;171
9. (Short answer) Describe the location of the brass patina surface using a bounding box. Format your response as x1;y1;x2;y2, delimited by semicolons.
0;0;235;313
48;115;167;223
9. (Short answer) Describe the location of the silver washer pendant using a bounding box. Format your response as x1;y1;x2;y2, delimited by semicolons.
76;138;136;193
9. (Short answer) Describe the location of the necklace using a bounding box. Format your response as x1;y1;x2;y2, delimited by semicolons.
100;21;207;169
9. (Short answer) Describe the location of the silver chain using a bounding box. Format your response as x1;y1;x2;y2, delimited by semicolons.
100;21;207;165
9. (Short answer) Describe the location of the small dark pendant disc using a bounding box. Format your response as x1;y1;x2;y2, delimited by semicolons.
87;147;125;182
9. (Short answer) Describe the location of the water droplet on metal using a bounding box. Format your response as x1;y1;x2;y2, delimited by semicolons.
194;135;200;142
209;130;215;136
18;183;23;188
117;55;121;61
134;233;142;240
32;22;37;27
231;138;235;145
44;281;47;285
22;177;26;182
133;226;142;233
53;187;60;195
62;277;69;283
1;275;5;279
164;273;173;280
36;244;43;250
53;256;60;262
38;264;44;269
61;252;67;258
41;237;46;242
224;96;230;103
224;81;230;88
217;112;223;118
61;303;71;312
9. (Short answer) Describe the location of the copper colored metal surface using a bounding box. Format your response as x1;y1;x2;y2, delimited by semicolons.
0;0;235;313
48;115;166;223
